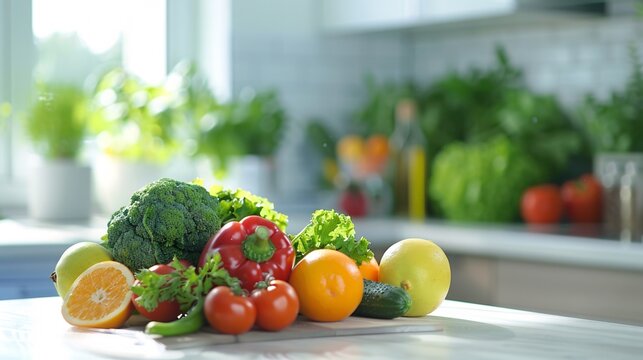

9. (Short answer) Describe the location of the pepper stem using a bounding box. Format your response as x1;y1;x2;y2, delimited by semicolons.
242;226;276;263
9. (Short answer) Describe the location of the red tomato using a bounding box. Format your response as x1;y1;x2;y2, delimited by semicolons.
167;259;192;269
250;280;299;331
562;174;603;223
521;185;563;224
339;184;368;218
204;286;256;335
132;264;182;322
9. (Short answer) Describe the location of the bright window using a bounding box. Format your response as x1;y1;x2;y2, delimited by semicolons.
32;0;167;85
0;0;168;207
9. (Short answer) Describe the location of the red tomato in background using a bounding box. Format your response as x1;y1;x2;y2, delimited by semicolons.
562;174;603;223
250;280;299;331
521;185;564;224
340;184;368;218
204;286;256;335
132;264;183;322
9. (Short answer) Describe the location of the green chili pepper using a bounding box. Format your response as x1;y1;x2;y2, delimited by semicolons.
145;300;205;337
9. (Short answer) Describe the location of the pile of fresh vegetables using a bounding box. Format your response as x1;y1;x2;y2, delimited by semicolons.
54;178;445;337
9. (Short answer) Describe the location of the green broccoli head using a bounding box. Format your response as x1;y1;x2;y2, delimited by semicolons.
105;178;221;271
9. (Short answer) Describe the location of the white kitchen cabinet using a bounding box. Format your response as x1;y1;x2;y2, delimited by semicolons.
448;254;643;325
321;0;603;33
321;0;516;32
321;0;420;32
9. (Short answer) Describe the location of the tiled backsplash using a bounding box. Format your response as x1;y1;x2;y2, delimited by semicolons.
231;33;408;196
412;17;643;106
230;14;643;196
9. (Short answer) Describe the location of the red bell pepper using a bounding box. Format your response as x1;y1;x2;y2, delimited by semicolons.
198;215;295;292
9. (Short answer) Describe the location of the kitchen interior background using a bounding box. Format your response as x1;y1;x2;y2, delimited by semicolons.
1;0;643;320
1;1;642;216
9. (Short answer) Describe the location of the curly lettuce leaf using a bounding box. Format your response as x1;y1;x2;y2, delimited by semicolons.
291;209;373;265
194;180;288;232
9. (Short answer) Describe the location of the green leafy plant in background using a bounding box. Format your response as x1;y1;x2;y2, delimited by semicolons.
197;89;286;177
89;66;192;164
352;75;419;137
497;89;585;178
24;84;89;160
421;47;521;149
576;46;643;153
426;49;585;221
343;46;585;222
306;119;339;188
430;136;547;222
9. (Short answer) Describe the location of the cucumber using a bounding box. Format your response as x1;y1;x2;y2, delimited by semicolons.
353;279;412;319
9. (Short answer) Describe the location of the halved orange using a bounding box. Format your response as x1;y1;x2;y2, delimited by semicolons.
61;261;134;329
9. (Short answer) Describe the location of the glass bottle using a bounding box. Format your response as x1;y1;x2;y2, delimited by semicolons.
389;99;426;220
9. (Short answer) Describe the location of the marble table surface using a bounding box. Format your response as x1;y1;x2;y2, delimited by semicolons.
1;296;641;360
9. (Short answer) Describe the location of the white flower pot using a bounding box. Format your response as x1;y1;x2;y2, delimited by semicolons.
93;155;165;215
217;156;275;198
27;160;92;221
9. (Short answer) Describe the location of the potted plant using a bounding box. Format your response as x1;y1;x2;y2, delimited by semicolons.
196;89;287;197
23;83;92;221
89;65;199;214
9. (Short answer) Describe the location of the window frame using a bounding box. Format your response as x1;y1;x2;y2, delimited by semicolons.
0;0;33;208
0;0;221;210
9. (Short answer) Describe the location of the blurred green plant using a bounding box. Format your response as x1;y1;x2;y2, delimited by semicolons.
24;84;88;160
197;89;286;177
306;119;339;188
576;46;643;153
430;136;547;222
421;47;521;152
89;68;186;164
346;46;585;222
352;75;418;137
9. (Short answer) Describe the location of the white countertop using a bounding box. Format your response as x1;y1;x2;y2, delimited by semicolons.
346;218;643;271
2;216;643;272
1;296;641;360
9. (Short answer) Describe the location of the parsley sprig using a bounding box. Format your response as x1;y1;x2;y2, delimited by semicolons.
131;252;241;312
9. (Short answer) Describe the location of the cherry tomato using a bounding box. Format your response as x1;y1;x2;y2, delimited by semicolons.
204;286;256;335
250;280;299;331
132;264;182;322
167;259;192;269
562;174;602;223
521;185;564;224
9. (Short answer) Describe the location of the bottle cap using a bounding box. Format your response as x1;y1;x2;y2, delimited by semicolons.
396;99;416;122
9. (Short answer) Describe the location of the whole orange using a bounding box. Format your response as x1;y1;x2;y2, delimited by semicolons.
358;257;379;282
289;249;363;322
365;135;389;162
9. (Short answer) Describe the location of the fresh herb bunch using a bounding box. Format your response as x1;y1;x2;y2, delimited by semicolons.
353;75;419;137
24;83;89;160
291;209;373;265
197;89;286;176
422;47;522;149
89;64;202;164
577;45;643;153
132;253;241;313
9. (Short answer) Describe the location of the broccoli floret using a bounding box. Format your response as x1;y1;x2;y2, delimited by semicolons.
105;178;221;271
